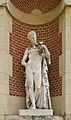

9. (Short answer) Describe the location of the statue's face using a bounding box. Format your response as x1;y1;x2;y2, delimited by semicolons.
29;35;36;46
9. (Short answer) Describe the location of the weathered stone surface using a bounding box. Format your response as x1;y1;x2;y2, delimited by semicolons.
19;109;53;116
5;115;63;120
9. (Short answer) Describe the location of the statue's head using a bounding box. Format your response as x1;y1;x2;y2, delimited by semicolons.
27;31;37;46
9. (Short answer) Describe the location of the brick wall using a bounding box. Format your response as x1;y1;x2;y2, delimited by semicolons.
9;17;62;97
10;0;61;14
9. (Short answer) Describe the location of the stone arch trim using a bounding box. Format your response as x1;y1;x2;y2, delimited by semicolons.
6;0;64;25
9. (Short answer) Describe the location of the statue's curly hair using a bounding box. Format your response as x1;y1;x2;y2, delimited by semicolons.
27;31;36;39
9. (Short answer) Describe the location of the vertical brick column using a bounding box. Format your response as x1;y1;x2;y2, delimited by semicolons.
0;6;12;116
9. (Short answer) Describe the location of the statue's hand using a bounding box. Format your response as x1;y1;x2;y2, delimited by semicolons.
48;61;51;65
41;52;45;58
37;48;43;55
37;44;45;56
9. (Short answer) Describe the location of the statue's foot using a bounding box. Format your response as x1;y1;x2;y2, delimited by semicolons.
29;105;36;109
43;105;48;109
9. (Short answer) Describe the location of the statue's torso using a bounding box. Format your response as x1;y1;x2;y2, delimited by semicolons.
27;47;42;70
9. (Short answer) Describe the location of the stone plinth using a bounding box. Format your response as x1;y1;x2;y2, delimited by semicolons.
19;109;53;116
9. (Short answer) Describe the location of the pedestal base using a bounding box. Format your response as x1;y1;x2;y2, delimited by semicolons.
19;109;53;116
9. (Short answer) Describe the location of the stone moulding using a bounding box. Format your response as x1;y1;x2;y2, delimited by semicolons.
6;0;64;25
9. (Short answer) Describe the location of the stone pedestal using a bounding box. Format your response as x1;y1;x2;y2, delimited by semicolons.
19;109;53;116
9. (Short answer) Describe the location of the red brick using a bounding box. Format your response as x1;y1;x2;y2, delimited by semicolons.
9;17;62;97
11;0;61;14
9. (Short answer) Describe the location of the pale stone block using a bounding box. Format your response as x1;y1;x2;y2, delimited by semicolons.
0;50;5;73
66;73;71;94
0;0;7;5
0;93;8;114
19;109;53;116
0;8;8;26
0;26;9;52
0;95;25;115
66;7;71;26
66;95;71;114
59;54;65;76
59;10;66;33
0;84;9;94
51;96;65;115
66;50;71;73
5;54;12;76
59;11;66;53
62;29;66;53
0;14;6;25
0;7;12;33
0;73;9;86
5;8;12;33
65;0;71;5
0;7;5;14
0;50;12;76
66;26;71;50
62;74;66;95
7;96;26;115
0;115;4;120
65;115;71;120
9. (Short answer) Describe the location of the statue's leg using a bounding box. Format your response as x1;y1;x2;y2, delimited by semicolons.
26;65;36;109
34;68;41;106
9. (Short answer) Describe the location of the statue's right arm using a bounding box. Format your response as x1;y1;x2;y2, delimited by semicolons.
21;49;29;67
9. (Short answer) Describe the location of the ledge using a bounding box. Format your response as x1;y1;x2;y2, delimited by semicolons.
19;109;53;116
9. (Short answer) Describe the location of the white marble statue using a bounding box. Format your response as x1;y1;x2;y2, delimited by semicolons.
21;31;52;109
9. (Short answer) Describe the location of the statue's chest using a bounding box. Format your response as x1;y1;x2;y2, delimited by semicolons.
28;48;38;58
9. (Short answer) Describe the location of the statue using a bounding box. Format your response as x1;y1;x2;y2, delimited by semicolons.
21;31;52;109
